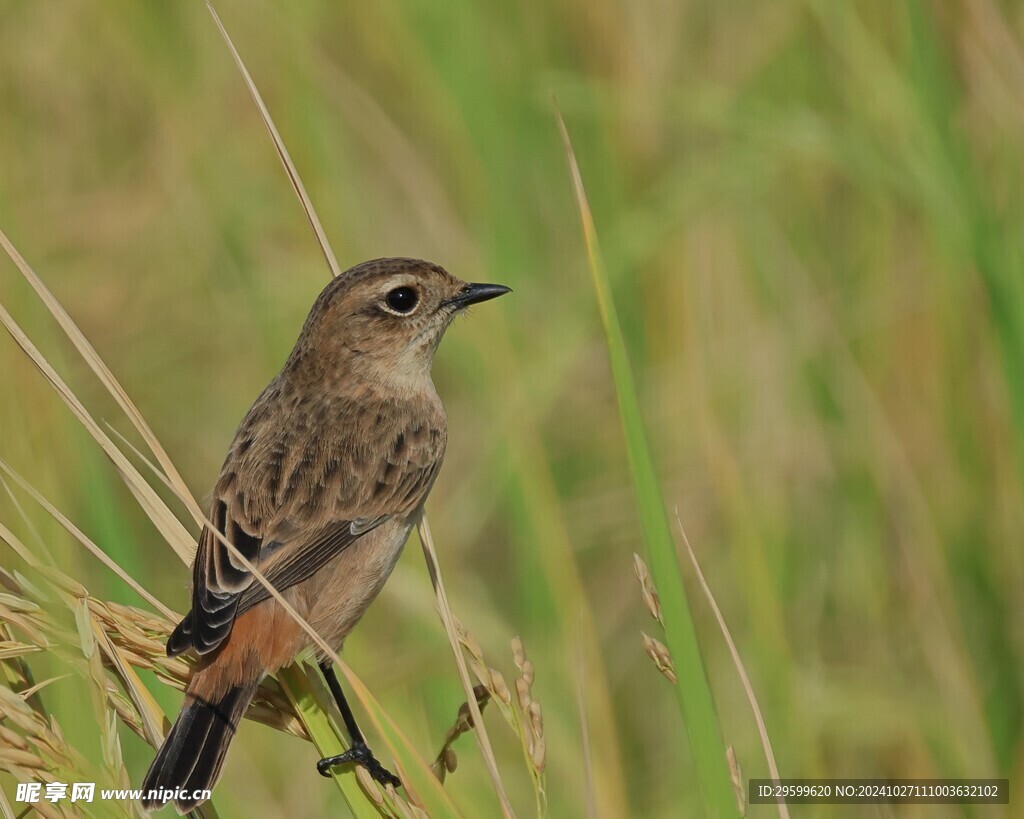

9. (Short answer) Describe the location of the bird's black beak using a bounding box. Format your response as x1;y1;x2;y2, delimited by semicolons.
445;282;512;309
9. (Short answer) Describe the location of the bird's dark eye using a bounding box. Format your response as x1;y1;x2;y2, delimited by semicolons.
385;286;419;314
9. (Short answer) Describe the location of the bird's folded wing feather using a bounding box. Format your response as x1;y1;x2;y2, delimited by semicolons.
233;515;386;617
169;410;444;657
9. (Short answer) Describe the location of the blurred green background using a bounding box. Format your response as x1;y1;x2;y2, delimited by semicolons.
1;0;1022;816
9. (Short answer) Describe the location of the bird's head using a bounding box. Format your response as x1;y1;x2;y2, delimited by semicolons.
288;258;510;388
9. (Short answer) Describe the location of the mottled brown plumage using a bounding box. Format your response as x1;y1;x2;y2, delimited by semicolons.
142;258;509;813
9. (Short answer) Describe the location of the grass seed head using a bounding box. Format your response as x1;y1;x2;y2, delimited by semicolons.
641;631;677;683
727;745;746;815
633;553;664;625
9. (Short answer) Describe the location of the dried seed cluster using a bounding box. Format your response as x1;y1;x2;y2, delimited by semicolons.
640;632;678;684
511;636;545;776
633;554;678;684
0;559;316;815
727;744;746;815
456;619;548;815
431;684;491;783
633;553;664;625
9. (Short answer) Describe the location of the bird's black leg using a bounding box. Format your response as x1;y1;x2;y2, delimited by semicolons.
316;661;401;788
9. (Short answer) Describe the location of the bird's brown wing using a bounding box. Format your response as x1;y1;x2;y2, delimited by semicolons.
235;441;443;617
168;405;445;658
234;512;419;618
166;516;373;656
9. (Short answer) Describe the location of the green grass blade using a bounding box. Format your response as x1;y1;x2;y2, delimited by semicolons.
330;659;466;819
282;660;470;819
278;666;381;819
556;109;738;817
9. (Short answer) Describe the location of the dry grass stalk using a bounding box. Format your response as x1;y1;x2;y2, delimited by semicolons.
640;632;677;684
0;301;195;563
416;517;515;817
204;1;342;281
0;228;203;532
1;475;53;565
0;535;308;744
674;513;789;819
0;458;175;620
1;473;309;760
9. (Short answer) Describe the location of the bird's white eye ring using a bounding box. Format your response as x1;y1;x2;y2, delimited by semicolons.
383;286;419;314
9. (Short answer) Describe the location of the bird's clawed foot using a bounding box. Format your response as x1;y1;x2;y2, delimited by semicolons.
317;742;401;788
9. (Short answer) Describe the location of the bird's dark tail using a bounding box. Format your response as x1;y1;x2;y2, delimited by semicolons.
141;680;257;814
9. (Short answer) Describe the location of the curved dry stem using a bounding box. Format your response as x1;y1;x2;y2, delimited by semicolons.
675;513;788;819
205;1;343;281
417;517;516;818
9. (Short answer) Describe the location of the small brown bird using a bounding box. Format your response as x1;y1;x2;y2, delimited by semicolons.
141;258;509;813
